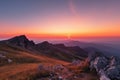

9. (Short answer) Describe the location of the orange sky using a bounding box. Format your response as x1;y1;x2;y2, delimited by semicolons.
0;0;120;39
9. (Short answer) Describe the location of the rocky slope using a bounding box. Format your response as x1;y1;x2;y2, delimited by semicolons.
89;54;120;80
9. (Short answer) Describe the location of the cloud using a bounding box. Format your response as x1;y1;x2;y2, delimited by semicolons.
68;0;78;16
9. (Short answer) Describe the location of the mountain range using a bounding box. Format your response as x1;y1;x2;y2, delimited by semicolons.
55;40;120;57
0;35;120;80
1;35;88;62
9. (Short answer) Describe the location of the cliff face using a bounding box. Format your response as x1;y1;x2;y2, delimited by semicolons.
90;55;120;80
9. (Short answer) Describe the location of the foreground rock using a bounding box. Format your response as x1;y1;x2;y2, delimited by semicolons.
99;70;110;80
90;55;120;80
34;62;98;80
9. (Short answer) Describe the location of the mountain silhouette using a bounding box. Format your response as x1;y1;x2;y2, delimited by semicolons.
5;35;35;48
2;35;88;61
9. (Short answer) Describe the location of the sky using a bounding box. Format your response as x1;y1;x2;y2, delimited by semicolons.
0;0;120;40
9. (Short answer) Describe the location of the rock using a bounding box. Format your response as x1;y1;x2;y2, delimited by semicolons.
100;75;110;80
58;76;63;80
110;56;120;66
0;51;7;58
54;65;65;71
73;76;77;79
106;65;120;80
99;69;110;80
90;56;108;72
71;60;81;65
0;54;6;58
90;55;120;80
8;59;12;63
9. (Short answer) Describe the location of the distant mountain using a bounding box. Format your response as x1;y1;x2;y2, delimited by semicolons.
1;35;88;62
35;42;88;61
35;41;88;61
63;40;120;57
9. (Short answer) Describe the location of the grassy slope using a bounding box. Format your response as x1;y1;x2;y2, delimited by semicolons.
0;43;69;80
0;43;98;80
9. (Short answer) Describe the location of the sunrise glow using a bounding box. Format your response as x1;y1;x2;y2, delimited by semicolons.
0;0;120;40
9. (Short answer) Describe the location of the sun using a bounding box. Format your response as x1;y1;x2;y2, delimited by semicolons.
67;34;71;40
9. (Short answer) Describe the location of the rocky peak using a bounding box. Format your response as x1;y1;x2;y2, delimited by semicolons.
10;35;28;40
17;35;27;39
8;35;28;42
6;35;35;48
